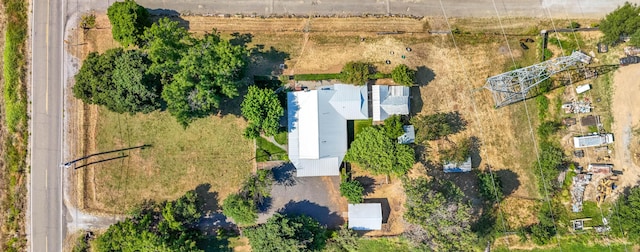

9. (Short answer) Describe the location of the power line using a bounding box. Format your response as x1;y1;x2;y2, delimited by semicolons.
436;1;512;249
490;0;564;250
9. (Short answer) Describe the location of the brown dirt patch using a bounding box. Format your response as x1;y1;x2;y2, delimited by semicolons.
611;64;640;191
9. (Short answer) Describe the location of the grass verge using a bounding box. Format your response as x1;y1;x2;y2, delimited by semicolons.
293;73;341;81
1;0;29;250
256;136;288;162
274;131;287;145
357;237;414;252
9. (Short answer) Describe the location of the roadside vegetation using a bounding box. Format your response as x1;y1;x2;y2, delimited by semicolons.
599;2;640;45
1;0;29;249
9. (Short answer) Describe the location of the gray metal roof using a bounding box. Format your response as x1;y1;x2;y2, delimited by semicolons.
348;203;382;230
287;84;368;177
372;85;410;121
398;125;415;144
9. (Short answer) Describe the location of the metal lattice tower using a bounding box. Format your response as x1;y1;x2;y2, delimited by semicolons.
485;51;591;108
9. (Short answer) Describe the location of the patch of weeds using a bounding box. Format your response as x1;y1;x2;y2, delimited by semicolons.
256;137;288;162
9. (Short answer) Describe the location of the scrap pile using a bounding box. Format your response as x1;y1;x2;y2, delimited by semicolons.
562;98;592;114
571;173;592;212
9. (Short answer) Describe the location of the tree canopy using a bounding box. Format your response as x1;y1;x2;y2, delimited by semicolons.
612;186;640;243
439;138;472;164
222;193;258;226
73;48;162;114
106;0;150;47
477;171;503;203
222;170;273;226
244;213;326;252
391;64;416;86
383;115;405;139
340;61;371;85
411;112;467;143
241;86;284;138
345;127;415;176
141;17;192;83
403;178;478;251
600;2;640;44
94;191;203;251
162;31;248;127
339;181;364;204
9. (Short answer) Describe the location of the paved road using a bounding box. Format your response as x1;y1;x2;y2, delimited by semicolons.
30;0;65;250
136;0;639;18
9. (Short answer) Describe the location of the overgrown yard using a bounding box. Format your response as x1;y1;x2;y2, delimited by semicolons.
83;108;253;213
73;15;611;238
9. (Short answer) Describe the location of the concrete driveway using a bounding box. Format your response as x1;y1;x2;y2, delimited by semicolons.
258;164;346;228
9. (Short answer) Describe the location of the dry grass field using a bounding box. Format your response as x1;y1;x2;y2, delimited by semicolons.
70;14;610;230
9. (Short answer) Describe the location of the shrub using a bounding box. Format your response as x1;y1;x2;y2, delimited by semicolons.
568;21;581;29
106;0;150;47
383;115;405;139
477;171;503;203
81;14;96;29
340;61;371;85
391;64;416;86
340;181;365;203
222;194;258;226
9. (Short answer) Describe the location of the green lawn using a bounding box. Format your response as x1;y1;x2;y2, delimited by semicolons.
354;119;373;137
92;109;254;213
274;131;287;145
256;137;288;162
496;242;629;252
357;237;414;252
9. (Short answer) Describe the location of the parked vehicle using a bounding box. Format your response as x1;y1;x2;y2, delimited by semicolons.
520;42;529;50
620;56;640;66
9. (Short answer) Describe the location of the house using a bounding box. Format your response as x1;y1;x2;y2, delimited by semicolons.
573;134;614;148
287;84;368;177
348;203;382;231
288;84;412;177
372;85;410;122
398;125;415;144
443;157;472;173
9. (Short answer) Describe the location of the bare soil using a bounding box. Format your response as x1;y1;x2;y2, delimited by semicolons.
611;64;640;192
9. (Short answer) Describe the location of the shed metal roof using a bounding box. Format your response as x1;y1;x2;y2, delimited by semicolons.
348;203;382;230
372;85;410;121
443;157;472;173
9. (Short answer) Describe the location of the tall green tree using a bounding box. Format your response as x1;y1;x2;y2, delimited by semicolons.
340;61;371;85
439;138;471;164
241;86;284;138
383;115;405;139
477;171;503;203
107;0;150;47
73;49;162;114
403;178;478;251
600;2;640;44
410;112;466;143
345;127;415;176
73;48;122;105
339;181;364;204
222;193;258;226
244;213;327;252
94;191;204;252
110;50;162;113
612;186;640;243
324;226;359;252
162;31;247;127
391;64;416;86
141;17;191;83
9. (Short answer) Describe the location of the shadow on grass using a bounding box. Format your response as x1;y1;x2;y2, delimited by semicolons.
354;176;376;196
495;169;520;197
415;66;436;86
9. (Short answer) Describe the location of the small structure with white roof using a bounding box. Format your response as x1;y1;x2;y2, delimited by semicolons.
573;134;614;148
348;203;382;231
372;85;410;122
397;125;415;144
443;157;472;173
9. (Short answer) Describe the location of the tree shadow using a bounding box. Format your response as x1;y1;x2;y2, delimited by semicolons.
445;111;467;134
249;44;291;76
363;198;391;223
229;32;253;48
495;169;520;197
469;136;482;169
272;163;297;187
279;200;344;228
354;176;376;196
409;86;423;116
194;183;220;215
148;14;189;29
415;66;436;86
424;161;481;207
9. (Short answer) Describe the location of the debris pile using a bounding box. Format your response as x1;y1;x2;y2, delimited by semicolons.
562;99;592;114
571;173;592;212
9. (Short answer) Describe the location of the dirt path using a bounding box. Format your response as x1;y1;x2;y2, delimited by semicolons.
611;64;640;191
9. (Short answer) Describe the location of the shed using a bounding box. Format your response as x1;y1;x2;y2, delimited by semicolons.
372;85;410;122
398;125;415;144
348;203;382;231
580;115;599;127
576;84;591;94
443;157;472;173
